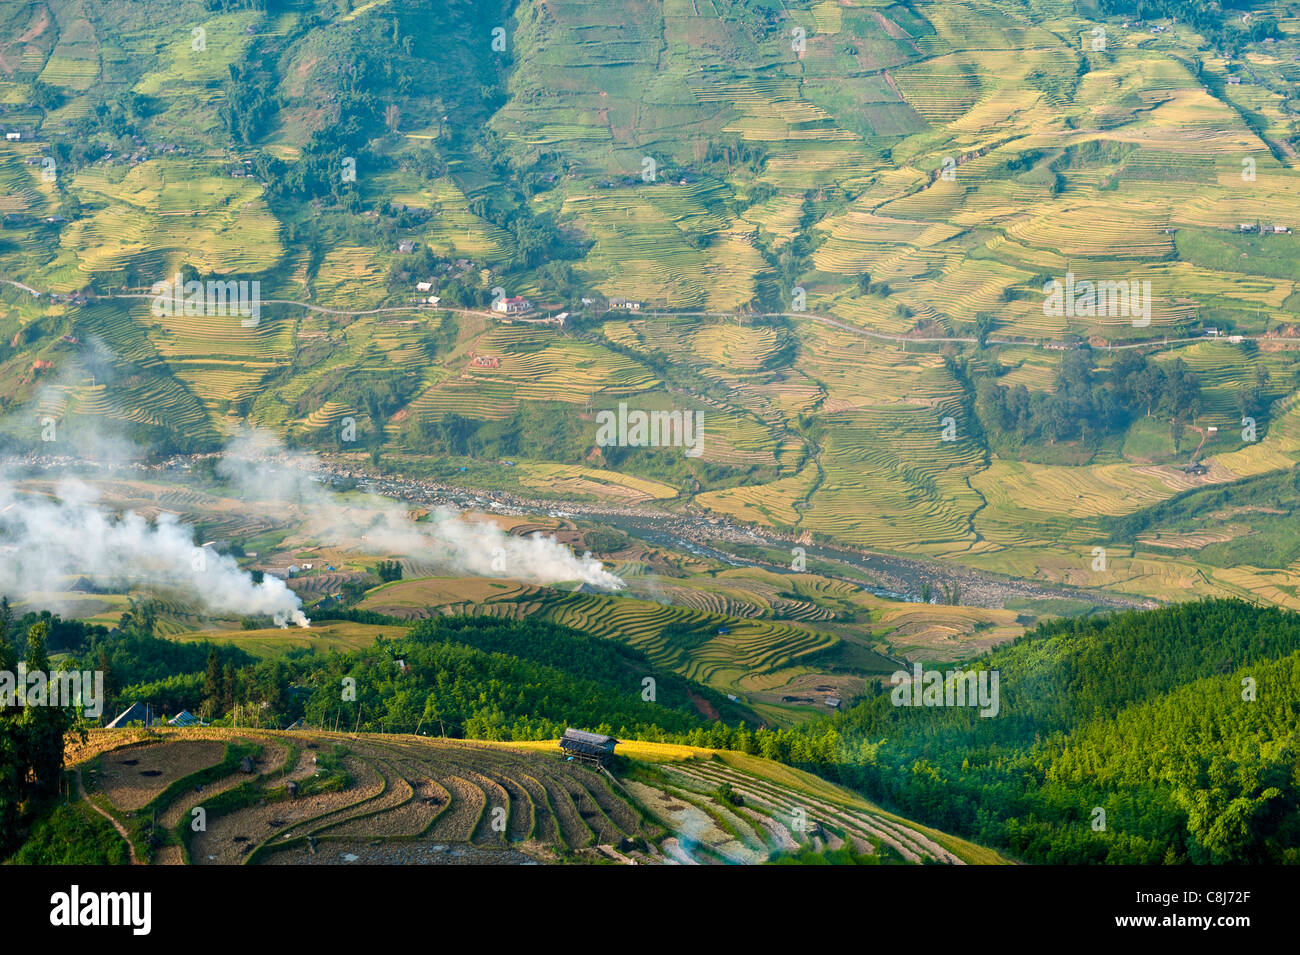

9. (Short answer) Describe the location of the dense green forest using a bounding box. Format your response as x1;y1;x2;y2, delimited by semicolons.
767;600;1300;864
66;611;749;739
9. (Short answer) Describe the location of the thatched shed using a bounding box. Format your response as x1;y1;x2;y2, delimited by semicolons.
559;728;619;766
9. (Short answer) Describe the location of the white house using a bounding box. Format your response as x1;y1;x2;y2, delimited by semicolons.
416;281;433;292
493;295;532;315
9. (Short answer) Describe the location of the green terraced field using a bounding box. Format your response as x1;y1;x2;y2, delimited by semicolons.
359;575;838;698
4;0;1300;616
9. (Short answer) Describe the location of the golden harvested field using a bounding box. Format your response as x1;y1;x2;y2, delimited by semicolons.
68;729;1000;865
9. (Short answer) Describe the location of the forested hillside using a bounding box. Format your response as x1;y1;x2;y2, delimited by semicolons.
768;600;1300;863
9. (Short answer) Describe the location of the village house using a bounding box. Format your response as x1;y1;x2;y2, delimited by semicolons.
493;295;532;315
106;702;157;728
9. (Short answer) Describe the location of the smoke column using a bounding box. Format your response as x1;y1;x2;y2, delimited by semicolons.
0;476;310;627
218;429;625;591
0;428;622;625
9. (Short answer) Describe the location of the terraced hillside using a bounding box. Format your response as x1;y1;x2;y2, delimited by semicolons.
358;575;842;711
69;729;997;865
4;0;1300;611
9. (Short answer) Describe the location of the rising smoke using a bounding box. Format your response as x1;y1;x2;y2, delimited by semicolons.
0;476;309;627
218;429;624;591
0;429;622;628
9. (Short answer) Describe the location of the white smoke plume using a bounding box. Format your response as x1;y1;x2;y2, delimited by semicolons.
0;428;621;628
218;428;624;591
0;476;310;628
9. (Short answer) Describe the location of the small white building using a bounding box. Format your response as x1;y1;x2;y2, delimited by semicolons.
493;295;532;315
416;281;433;292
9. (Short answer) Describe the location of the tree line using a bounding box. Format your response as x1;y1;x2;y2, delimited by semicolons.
973;348;1203;448
0;600;80;857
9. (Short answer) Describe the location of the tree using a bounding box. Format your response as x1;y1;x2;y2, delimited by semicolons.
0;599;23;852
203;649;223;718
19;623;70;798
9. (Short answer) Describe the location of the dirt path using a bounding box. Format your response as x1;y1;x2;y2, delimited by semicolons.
76;769;141;865
9;277;1296;355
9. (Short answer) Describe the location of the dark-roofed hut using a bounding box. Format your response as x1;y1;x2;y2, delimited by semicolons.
559;728;619;767
105;702;155;729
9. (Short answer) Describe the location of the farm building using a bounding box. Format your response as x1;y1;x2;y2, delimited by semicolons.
559;728;619;766
167;710;203;727
106;702;156;728
493;295;532;315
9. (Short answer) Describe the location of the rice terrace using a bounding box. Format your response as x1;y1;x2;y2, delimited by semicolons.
65;727;991;866
0;0;1298;915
